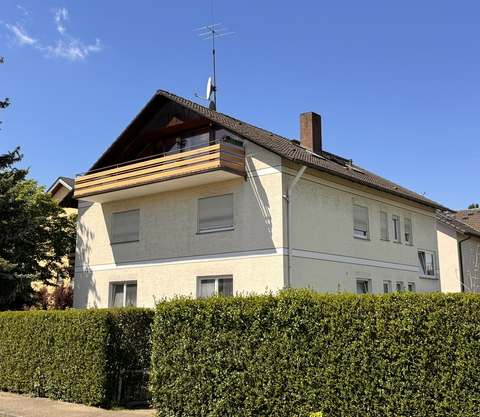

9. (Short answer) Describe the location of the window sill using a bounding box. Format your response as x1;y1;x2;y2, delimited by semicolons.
393;240;402;244
419;275;438;280
381;238;389;242
405;242;414;246
354;236;370;241
197;227;234;234
111;240;140;245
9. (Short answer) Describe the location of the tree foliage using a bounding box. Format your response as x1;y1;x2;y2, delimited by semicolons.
468;203;479;209
24;283;74;311
0;148;77;310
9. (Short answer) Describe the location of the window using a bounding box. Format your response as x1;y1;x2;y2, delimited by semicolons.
112;210;139;244
404;218;412;245
353;205;369;239
408;282;416;292
418;251;435;278
156;128;211;156
197;275;233;297
380;212;389;240
396;281;404;292
110;282;137;307
392;215;401;242
383;280;392;293
198;194;234;233
356;279;370;294
215;129;244;147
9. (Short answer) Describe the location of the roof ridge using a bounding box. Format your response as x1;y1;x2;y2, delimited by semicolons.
92;89;448;211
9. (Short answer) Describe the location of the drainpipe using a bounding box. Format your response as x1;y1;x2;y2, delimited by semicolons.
283;165;307;287
458;235;472;292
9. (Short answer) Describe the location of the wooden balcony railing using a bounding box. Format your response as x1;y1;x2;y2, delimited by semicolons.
74;142;245;200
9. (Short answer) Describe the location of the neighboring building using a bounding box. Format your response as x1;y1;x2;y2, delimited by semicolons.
48;176;78;216
48;177;76;207
437;210;480;293
47;177;78;282
72;90;447;309
29;177;77;298
454;209;480;233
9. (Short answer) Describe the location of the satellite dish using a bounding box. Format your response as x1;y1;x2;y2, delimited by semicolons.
206;77;213;101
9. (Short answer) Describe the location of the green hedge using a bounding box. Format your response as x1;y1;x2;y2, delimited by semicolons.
150;290;480;416
0;308;153;407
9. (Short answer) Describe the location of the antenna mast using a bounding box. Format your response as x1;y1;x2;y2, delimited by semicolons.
195;23;234;109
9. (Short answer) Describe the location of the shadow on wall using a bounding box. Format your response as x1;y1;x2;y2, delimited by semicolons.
246;155;273;238
73;206;100;308
105;175;276;268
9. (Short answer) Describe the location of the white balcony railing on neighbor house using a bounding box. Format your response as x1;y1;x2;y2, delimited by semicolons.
74;141;245;200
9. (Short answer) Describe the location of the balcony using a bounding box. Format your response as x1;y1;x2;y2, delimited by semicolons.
74;141;245;203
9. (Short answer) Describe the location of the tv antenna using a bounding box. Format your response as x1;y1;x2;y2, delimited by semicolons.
194;23;234;110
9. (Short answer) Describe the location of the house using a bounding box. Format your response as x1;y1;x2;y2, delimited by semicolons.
47;176;77;282
48;176;78;213
72;90;447;308
29;177;77;299
437;210;480;292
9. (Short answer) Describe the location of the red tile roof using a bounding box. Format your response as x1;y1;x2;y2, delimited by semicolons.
454;210;480;234
437;211;480;238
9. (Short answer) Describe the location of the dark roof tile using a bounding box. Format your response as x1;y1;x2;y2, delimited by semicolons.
158;90;447;210
437;211;480;237
454;210;480;233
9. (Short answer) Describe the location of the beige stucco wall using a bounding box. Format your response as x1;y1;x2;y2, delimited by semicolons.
283;163;440;294
437;222;462;292
438;222;480;293
74;141;285;308
74;138;443;308
74;255;284;308
462;238;480;293
52;186;70;202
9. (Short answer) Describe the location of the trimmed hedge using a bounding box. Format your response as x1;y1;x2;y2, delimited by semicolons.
0;308;153;407
151;290;480;416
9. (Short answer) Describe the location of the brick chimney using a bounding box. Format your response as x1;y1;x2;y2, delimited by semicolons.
300;112;322;154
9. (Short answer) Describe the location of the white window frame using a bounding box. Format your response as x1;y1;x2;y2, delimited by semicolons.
383;280;392;293
197;275;234;297
396;281;404;293
418;250;436;278
404;218;413;245
198;194;234;233
380;212;389;241
110;281;137;307
392;215;401;243
111;209;140;244
356;279;370;295
407;282;416;292
353;205;369;239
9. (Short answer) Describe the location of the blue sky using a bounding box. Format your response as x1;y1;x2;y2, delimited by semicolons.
1;0;479;210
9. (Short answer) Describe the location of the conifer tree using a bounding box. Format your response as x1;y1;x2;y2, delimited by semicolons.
0;149;76;310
